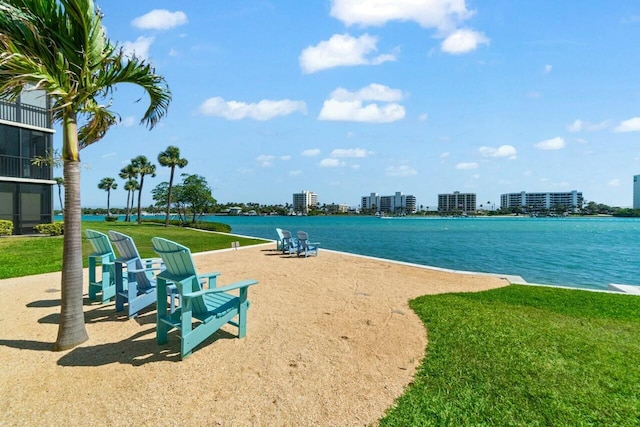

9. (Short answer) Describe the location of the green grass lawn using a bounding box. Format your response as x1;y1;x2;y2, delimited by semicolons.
380;285;640;426
0;221;269;279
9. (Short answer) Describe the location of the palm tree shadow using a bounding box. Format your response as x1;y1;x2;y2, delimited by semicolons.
57;328;237;366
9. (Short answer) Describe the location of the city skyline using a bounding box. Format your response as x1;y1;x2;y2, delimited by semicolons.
53;1;640;209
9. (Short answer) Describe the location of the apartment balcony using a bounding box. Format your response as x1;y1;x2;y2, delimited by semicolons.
0;154;51;180
0;99;51;129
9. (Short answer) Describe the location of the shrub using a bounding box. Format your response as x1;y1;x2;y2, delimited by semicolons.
0;220;13;236
34;222;64;236
142;218;231;233
105;215;119;222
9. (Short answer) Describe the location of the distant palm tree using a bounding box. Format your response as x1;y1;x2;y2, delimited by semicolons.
131;155;156;223
54;177;64;214
0;0;171;350
97;177;117;216
124;178;140;219
158;146;188;227
119;164;138;222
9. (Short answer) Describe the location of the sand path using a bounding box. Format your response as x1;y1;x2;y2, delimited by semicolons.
0;244;508;426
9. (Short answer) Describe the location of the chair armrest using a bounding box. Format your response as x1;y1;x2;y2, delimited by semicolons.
128;266;164;273
183;279;258;298
141;257;164;267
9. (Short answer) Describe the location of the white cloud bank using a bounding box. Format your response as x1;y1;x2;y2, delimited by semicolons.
302;149;321;157
122;36;155;60
199;97;307;121
386;165;417;177
479;145;517;159
614;117;640;132
319;83;406;123
330;0;472;32
456;162;478;170
132;10;188;30
441;29;489;54
535;137;565;150
300;33;396;74
330;0;488;54
567;119;609;132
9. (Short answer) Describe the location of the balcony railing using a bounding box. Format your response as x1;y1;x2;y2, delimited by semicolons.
0;99;51;129
0;154;51;180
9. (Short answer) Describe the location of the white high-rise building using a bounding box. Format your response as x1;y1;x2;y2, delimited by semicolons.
634;175;640;209
292;190;318;214
361;191;416;214
500;190;583;212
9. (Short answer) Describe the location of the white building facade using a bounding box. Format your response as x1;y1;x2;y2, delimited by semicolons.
361;191;416;214
438;191;476;213
500;190;583;212
292;190;318;214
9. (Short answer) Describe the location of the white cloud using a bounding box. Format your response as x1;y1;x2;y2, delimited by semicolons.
418;113;428;121
330;83;403;102
441;29;489;54
299;33;396;74
608;178;621;187
302;149;321;157
567;119;609;132
289;170;302;176
330;148;372;158
119;116;136;127
479;145;517;159
319;99;405;122
534;137;565;150
122;36;155;60
386;165;417;177
319;84;405;123
330;0;473;32
132;10;188;30
526;91;542;99
280;155;292;161
101;152;117;159
199;97;307;120
544;64;552;74
614;117;640;132
455;162;478;170
256;154;276;167
440;152;450;158
320;158;346;167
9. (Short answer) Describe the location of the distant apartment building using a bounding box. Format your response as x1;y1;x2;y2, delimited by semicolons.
292;190;318;214
0;88;54;234
361;191;417;214
438;191;476;213
326;203;349;214
500;191;583;212
634;175;640;209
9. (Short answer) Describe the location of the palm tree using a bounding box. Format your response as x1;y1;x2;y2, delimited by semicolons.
0;0;171;350
158;146;188;227
119;164;137;222
54;177;64;214
124;179;139;219
97;177;117;216
131;155;156;223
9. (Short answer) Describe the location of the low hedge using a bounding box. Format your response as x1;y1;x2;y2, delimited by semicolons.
34;222;64;236
142;218;231;233
0;219;13;236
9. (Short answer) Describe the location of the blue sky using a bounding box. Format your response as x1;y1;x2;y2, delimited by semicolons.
63;0;640;209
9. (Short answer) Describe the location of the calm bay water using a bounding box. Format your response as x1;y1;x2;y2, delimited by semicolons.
79;215;640;290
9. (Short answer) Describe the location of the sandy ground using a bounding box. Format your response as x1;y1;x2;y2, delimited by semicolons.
0;243;509;426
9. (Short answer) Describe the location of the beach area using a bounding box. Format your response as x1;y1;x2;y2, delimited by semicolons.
0;243;509;426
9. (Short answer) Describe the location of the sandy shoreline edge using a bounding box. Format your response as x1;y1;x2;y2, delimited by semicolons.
0;243;509;425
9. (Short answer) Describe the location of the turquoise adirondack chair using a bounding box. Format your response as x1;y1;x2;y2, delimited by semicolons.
296;231;320;257
85;229;117;303
108;230;178;318
275;227;285;251
281;229;299;255
151;237;258;359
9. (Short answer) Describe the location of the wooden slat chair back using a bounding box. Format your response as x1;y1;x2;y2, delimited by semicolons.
280;229;299;255
108;230;176;318
151;237;258;359
85;229;117;303
296;231;320;257
275;227;285;251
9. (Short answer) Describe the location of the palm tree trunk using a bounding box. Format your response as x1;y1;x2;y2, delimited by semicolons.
137;176;145;224
55;115;88;351
124;190;130;222
106;189;111;216
58;185;64;216
164;167;175;227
